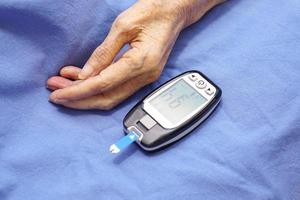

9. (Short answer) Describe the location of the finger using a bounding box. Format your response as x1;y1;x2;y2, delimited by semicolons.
59;75;147;110
49;48;144;103
47;76;74;90
79;28;132;79
60;66;82;80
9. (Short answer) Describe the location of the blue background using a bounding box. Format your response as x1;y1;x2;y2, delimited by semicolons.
0;0;300;199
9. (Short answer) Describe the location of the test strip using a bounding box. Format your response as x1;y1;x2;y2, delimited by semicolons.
109;132;139;154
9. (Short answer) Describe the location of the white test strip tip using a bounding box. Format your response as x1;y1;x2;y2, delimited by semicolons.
109;144;120;154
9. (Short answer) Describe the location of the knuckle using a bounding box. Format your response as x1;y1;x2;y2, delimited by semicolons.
83;85;98;97
113;15;130;32
87;78;111;95
96;78;111;92
92;46;113;62
112;13;141;40
123;57;142;70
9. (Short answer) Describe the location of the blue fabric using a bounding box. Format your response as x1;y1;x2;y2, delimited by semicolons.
1;0;300;199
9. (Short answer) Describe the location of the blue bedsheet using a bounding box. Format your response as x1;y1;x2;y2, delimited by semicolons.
1;0;300;199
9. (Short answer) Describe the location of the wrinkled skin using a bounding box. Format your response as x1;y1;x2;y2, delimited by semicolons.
47;0;224;110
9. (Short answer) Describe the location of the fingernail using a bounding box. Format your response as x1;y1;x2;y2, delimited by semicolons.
78;64;93;80
49;97;68;104
46;85;56;90
49;93;68;104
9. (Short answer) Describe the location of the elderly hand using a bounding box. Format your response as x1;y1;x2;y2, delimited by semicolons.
47;0;224;110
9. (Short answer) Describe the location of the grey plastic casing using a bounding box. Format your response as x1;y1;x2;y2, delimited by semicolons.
123;70;222;152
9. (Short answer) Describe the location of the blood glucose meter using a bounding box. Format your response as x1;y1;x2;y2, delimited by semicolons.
110;70;222;153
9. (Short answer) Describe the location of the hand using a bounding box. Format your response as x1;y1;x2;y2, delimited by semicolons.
47;0;224;110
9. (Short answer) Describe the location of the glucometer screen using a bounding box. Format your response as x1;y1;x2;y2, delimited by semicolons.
149;79;207;125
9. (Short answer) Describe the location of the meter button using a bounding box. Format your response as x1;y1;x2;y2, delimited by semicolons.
139;115;157;130
196;80;207;89
205;87;215;95
189;74;198;81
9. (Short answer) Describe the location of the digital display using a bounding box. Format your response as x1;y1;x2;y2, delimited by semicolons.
148;79;207;125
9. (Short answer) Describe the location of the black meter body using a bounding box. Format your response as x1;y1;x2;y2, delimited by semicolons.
123;70;222;151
